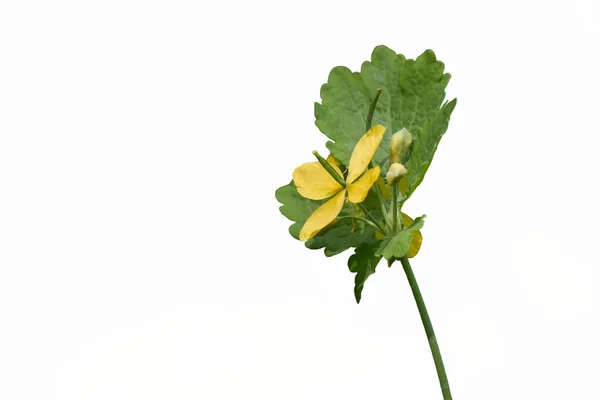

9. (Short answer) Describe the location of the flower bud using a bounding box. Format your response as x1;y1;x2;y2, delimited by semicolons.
389;128;412;164
386;163;408;185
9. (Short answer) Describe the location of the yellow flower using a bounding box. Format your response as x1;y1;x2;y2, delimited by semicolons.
293;125;385;240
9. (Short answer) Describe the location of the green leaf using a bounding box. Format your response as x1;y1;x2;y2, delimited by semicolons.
275;181;323;239
306;218;375;257
377;216;426;261
403;99;457;201
315;67;373;167
348;241;382;303
315;46;456;202
275;181;378;256
361;47;451;139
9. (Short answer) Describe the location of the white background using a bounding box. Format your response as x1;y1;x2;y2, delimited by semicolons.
1;1;599;399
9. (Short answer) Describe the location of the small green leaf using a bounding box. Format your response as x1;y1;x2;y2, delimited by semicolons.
275;181;379;256
275;181;324;239
377;216;426;261
306;217;375;257
348;241;382;303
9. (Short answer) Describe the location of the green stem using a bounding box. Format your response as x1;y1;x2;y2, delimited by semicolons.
399;257;453;400
392;184;398;233
366;89;390;229
373;183;392;230
366;88;382;131
336;215;384;235
356;202;379;226
312;151;346;188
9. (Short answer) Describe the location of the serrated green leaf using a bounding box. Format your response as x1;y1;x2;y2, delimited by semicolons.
361;47;451;137
275;181;379;256
306;217;375;257
377;216;426;261
403;99;457;201
348;241;382;303
315;67;373;167
315;46;456;203
275;181;324;239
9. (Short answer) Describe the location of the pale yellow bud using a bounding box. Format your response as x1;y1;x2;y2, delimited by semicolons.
389;128;412;164
386;163;408;185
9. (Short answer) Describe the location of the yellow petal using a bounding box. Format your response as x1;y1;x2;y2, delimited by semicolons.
346;125;385;184
402;213;423;258
299;190;346;240
292;161;343;200
347;167;380;203
327;154;341;169
376;177;391;200
399;175;408;196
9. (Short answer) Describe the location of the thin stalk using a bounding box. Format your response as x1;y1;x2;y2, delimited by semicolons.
373;182;392;230
356;202;379;227
336;215;384;235
392;184;398;233
365;88;390;231
399;257;453;400
312;151;346;188
366;88;382;130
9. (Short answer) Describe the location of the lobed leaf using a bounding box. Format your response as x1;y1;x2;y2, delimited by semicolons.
315;67;373;167
403;99;457;202
377;216;426;261
275;181;379;257
315;46;456;201
348;241;382;303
